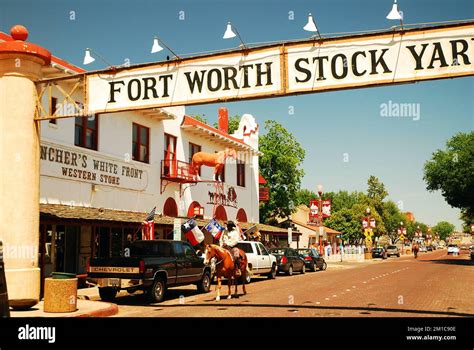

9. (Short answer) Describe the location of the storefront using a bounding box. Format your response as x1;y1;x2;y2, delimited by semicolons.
0;30;265;292
38;203;286;293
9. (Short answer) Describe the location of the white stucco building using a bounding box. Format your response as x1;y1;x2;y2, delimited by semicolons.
0;29;287;292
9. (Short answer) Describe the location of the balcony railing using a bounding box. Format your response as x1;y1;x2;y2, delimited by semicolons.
160;159;197;183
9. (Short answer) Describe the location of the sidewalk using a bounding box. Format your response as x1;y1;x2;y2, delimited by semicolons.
326;253;413;269
10;298;118;318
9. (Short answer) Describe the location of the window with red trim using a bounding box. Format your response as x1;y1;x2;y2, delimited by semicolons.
164;133;177;175
133;123;150;163
75;114;98;150
189;143;202;175
237;160;245;187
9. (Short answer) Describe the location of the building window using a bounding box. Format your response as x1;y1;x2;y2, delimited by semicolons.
237;160;245;187
164;133;177;176
75;115;98;150
189;142;201;175
50;97;58;125
132;123;150;163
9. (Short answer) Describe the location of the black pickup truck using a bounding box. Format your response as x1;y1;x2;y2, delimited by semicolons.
87;240;211;303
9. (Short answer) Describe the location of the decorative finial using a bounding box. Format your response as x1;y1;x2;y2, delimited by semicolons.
11;25;28;41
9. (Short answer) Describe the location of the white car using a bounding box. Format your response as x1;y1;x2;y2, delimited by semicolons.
236;241;277;283
447;244;460;255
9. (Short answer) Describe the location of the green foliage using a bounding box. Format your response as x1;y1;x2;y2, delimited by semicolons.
432;221;456;240
327;190;368;213
295;189;318;206
381;200;406;242
191;114;208;124
424;132;474;228
460;209;474;233
213;115;241;134
324;203;382;244
298;176;445;245
259;120;305;223
366;175;388;219
324;208;362;243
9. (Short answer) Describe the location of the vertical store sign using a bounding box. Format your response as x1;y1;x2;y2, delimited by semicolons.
173;218;182;241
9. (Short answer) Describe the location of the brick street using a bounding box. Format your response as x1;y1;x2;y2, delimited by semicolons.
105;249;474;317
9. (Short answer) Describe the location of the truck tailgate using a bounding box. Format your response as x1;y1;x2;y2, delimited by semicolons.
88;257;143;279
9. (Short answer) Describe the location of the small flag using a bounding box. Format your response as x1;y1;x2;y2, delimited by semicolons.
205;219;224;240
142;221;154;240
145;206;156;222
142;206;156;240
243;225;257;239
182;219;204;246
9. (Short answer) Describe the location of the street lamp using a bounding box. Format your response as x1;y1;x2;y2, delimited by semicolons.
317;184;324;255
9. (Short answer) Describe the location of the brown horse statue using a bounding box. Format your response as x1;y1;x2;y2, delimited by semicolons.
191;148;237;181
203;244;247;301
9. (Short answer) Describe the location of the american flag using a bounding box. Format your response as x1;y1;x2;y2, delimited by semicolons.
142;207;156;241
145;207;156;222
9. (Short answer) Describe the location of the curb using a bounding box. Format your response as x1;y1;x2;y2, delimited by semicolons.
75;302;119;318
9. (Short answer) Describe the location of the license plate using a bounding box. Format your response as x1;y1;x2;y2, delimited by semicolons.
109;278;120;287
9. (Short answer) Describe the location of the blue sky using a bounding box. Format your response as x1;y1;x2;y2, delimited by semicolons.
2;0;473;229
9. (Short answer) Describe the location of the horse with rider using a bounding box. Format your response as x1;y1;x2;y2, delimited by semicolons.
203;220;248;301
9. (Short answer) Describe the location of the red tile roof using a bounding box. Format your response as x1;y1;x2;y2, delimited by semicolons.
181;115;249;147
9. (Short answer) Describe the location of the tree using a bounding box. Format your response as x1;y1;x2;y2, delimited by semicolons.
213;115;241;134
191;114;208;124
460;209;474;233
324;208;362;243
382;200;406;242
367;175;388;214
295;189;317;206
259;120;305;223
432;221;455;241
329;190;367;213
424;132;474;229
325;203;382;244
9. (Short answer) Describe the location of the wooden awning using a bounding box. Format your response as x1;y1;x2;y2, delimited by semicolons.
40;203;287;234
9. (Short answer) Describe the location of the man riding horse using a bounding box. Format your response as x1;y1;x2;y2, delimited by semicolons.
219;221;242;277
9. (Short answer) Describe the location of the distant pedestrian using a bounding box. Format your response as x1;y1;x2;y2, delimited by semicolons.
412;242;419;258
325;243;332;257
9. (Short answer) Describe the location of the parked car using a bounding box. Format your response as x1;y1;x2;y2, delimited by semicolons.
371;247;387;259
296;248;327;272
236;241;277;283
87;240;212;303
419;245;428;253
426;246;433;251
447;244;460;255
385;245;400;257
269;248;306;276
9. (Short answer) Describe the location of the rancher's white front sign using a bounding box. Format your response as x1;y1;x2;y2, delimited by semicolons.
40;140;148;191
86;23;474;114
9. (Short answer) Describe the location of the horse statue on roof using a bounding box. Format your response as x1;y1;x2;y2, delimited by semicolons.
191;148;237;181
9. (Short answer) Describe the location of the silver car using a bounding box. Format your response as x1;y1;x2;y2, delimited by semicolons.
386;245;400;257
